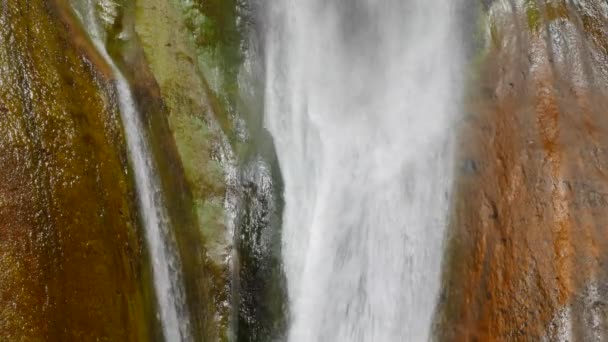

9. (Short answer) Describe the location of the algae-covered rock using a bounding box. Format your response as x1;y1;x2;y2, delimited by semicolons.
0;1;153;340
130;0;289;340
69;0;238;339
132;0;232;263
131;0;238;337
61;0;286;340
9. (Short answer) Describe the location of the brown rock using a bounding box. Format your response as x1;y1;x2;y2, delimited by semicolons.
436;1;608;340
0;1;152;340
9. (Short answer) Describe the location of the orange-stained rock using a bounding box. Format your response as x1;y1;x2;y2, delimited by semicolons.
435;1;608;340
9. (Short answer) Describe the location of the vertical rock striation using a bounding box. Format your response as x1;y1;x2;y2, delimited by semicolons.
436;0;608;340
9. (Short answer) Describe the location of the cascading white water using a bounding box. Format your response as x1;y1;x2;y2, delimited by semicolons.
71;2;191;341
263;1;463;341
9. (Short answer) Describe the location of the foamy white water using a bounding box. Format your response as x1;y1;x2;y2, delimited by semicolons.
263;1;464;341
71;2;191;341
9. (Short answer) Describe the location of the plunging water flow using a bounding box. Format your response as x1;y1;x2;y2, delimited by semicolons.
71;2;191;341
263;1;464;340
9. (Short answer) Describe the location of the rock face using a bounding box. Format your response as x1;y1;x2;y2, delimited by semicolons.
0;1;152;340
130;0;236;339
0;0;272;339
436;1;608;340
80;0;249;339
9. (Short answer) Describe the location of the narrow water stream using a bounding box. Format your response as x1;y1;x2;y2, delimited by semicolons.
262;1;464;340
70;2;191;341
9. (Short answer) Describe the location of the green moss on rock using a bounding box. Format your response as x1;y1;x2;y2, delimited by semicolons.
132;0;232;265
525;0;542;32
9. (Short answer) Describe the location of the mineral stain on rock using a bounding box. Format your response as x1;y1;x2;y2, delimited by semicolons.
435;1;608;340
0;0;153;340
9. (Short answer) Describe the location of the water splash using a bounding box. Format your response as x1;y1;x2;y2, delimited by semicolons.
263;1;464;340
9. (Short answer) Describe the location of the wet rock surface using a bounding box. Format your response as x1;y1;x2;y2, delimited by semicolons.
436;1;608;340
133;0;287;340
0;0;152;340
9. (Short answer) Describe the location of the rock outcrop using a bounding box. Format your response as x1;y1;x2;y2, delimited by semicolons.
0;1;153;340
436;1;608;340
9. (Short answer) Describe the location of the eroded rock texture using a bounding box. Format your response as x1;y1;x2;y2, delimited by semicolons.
0;1;152;340
436;1;608;341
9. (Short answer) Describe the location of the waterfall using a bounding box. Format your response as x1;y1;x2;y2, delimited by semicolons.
71;2;191;341
263;1;464;340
